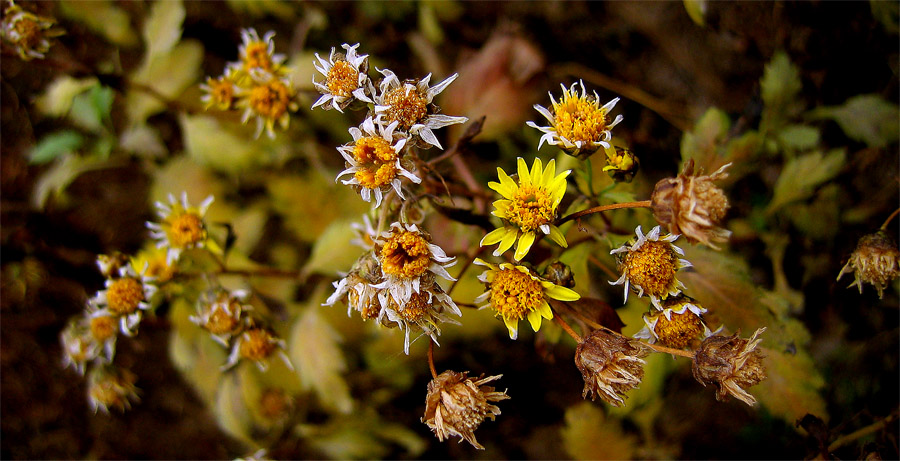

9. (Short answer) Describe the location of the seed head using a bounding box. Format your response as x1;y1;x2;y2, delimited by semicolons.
651;160;731;249
837;231;900;299
692;327;767;406
575;329;649;407
422;370;509;450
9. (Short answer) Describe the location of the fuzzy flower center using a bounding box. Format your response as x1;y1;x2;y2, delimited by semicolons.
507;185;555;232
13;16;42;48
653;310;703;349
621;241;678;298
380;231;431;279
90;316;117;341
383;86;427;130
249;79;291;120
553;93;608;144
243;42;272;71
144;256;174;283
240;329;276;361
352;136;399;189
204;305;241;335
397;291;430;324
349;290;381;320
489;269;544;322
167;212;205;248
106;277;144;315
326;60;359;98
207;77;234;108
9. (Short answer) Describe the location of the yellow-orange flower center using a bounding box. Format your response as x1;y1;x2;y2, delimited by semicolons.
144;256;175;283
489;268;543;322
620;241;679;298
396;291;431;324
204;304;242;335
106;277;144;315
383;86;427;130
553;93;608;144
13;16;42;48
506;185;555;232
167;212;206;248
243;42;273;72
240;328;277;361
90;316;118;341
652;310;704;349
206;77;235;109
249;79;291;121
349;290;381;320
259;388;290;420
351;136;399;189
326;60;360;98
380;231;432;279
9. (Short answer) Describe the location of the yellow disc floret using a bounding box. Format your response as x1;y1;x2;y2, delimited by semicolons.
90;316;118;341
167;212;206;249
240;328;277;361
620;241;679;299
506;185;555;232
204;76;235;110
380;231;432;279
243;41;273;72
249;79;292;121
327;60;360;98
489;268;544;323
106;277;144;315
652;310;704;349
383;87;427;130
553;90;608;145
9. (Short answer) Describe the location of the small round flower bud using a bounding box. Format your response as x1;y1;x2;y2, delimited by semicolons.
692;327;767;406
422;370;509;450
575;329;650;407
543;261;575;288
651;160;732;249
602;146;640;183
837;231;900;299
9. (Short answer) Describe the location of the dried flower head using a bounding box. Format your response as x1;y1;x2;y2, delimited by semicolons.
633;295;716;349
1;2;64;60
85;303;119;363
474;258;580;340
480;157;571;261
378;274;461;354
96;252;129;279
837;231;900;299
324;252;383;321
225;325;292;372
692;327;767;406
237;28;286;75
190;289;251;347
237;69;299;139
336;117;420;208
602;145;640;183
60;318;100;375
147;192;216;265
651;160;732;249
610;225;692;309
371;222;456;309
87;366;140;413
312;43;374;112
575;329;650;407
422;370;509;450
90;263;157;337
374;69;467;149
526;80;623;159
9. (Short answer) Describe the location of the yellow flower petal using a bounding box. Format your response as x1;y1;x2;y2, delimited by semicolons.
516;157;530;186
481;227;507;246
546;224;568;248
496;167;518;199
542;158;557;186
495;227;518;256
504;316;519;340
527;309;543;332
514;231;536;261
545;285;580;302
530;157;544;185
538;300;553;319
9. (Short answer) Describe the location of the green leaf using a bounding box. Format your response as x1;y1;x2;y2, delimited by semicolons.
680;107;730;172
142;0;185;61
34;76;98;117
808;94;900;148
561;402;638;460
683;0;707;26
180;114;265;174
289;301;353;414
69;84;114;132
871;0;899;34
127;40;203;124
756;348;827;424
119;124;167;158
302;219;366;278
266;172;369;243
776;124;820;151
59;0;138;47
29;131;83;164
418;3;444;44
760;51;803;133
766;148;845;214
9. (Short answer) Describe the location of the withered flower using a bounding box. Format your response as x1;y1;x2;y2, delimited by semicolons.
837;231;900;299
692;327;767;406
575;329;649;407
422;370;509;450
651;160;731;249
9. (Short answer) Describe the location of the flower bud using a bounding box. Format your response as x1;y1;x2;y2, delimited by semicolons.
602;145;640;183
837;231;900;299
692;327;767;406
651;160;731;249
543;261;575;288
575;329;649;407
422;370;509;450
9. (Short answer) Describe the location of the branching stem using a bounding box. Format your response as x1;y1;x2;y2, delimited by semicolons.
557;200;651;226
553;314;583;343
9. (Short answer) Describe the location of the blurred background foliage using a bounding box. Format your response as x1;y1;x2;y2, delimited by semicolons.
1;0;898;459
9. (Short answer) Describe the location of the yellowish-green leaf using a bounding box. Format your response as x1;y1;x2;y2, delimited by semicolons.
289;301;353;414
561;402;638;460
180;114;266;174
29;131;83;165
609;352;676;417
302;219;366;278
558;242;592;293
35;76;98;117
142;0;185;61
756;347;827;424
267;172;369;243
777;124;820;152
809;94;900;148
214;372;257;446
32;154;112;208
683;0;707;26
785;184;840;241
418;2;444;44
766;148;845;214
760;51;803;133
69;84;113;133
226;0;296;20
127;40;203;124
680;107;730;172
301;407;425;459
59;0;138;47
168;298;227;407
119;124;167;158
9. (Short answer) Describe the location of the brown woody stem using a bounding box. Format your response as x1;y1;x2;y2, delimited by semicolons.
827;411;898;452
553;314;583;343
557;200;652;226
642;341;695;358
427;339;438;379
880;207;900;231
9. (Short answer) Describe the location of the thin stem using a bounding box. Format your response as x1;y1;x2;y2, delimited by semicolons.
553;300;603;330
553;314;583;343
557;200;651;226
827;411;898;452
880;207;900;231
217;268;301;278
642;341;695;358
427;339;438;379
588;254;620;282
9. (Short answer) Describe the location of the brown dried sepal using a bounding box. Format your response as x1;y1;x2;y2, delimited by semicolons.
692;327;767;406
575;329;649;407
422;370;509;450
837;231;900;299
651;159;731;249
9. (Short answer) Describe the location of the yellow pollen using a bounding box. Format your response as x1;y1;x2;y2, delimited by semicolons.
326;60;360;97
240;329;277;361
167;212;206;248
207;77;234;109
243;42;272;71
397;292;431;324
145;257;174;283
380;231;432;279
90;316;117;341
205;305;241;335
384;86;427;130
106;277;144;315
506;185;555;232
622;241;679;298
489;269;544;322
349;290;381;320
249;79;291;120
552;92;608;144
652;310;704;349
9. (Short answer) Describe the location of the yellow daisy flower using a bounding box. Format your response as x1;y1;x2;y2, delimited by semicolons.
200;69;239;111
90;262;157;337
480;157;571;261
633;295;718;349
146;192;218;265
609;225;692;309
473;258;580;340
312;43;374;112
236;69;299;139
237;28;286;75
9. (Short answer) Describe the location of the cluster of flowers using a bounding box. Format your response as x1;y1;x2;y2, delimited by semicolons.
60;193;291;413
0;1;64;61
201;28;299;139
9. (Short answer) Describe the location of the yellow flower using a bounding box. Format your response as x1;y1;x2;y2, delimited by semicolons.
480;157;570;261
609;225;692;309
474;258;580;340
633;295;717;349
60;318;100;376
237;70;299;139
224;325;293;372
1;2;64;61
190;289;251;347
312;43;374;112
200;71;238;111
87;366;139;414
146;192;218;264
371;222;456;309
526;80;623;159
90;262;157;337
601;145;640;183
237;28;286;75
